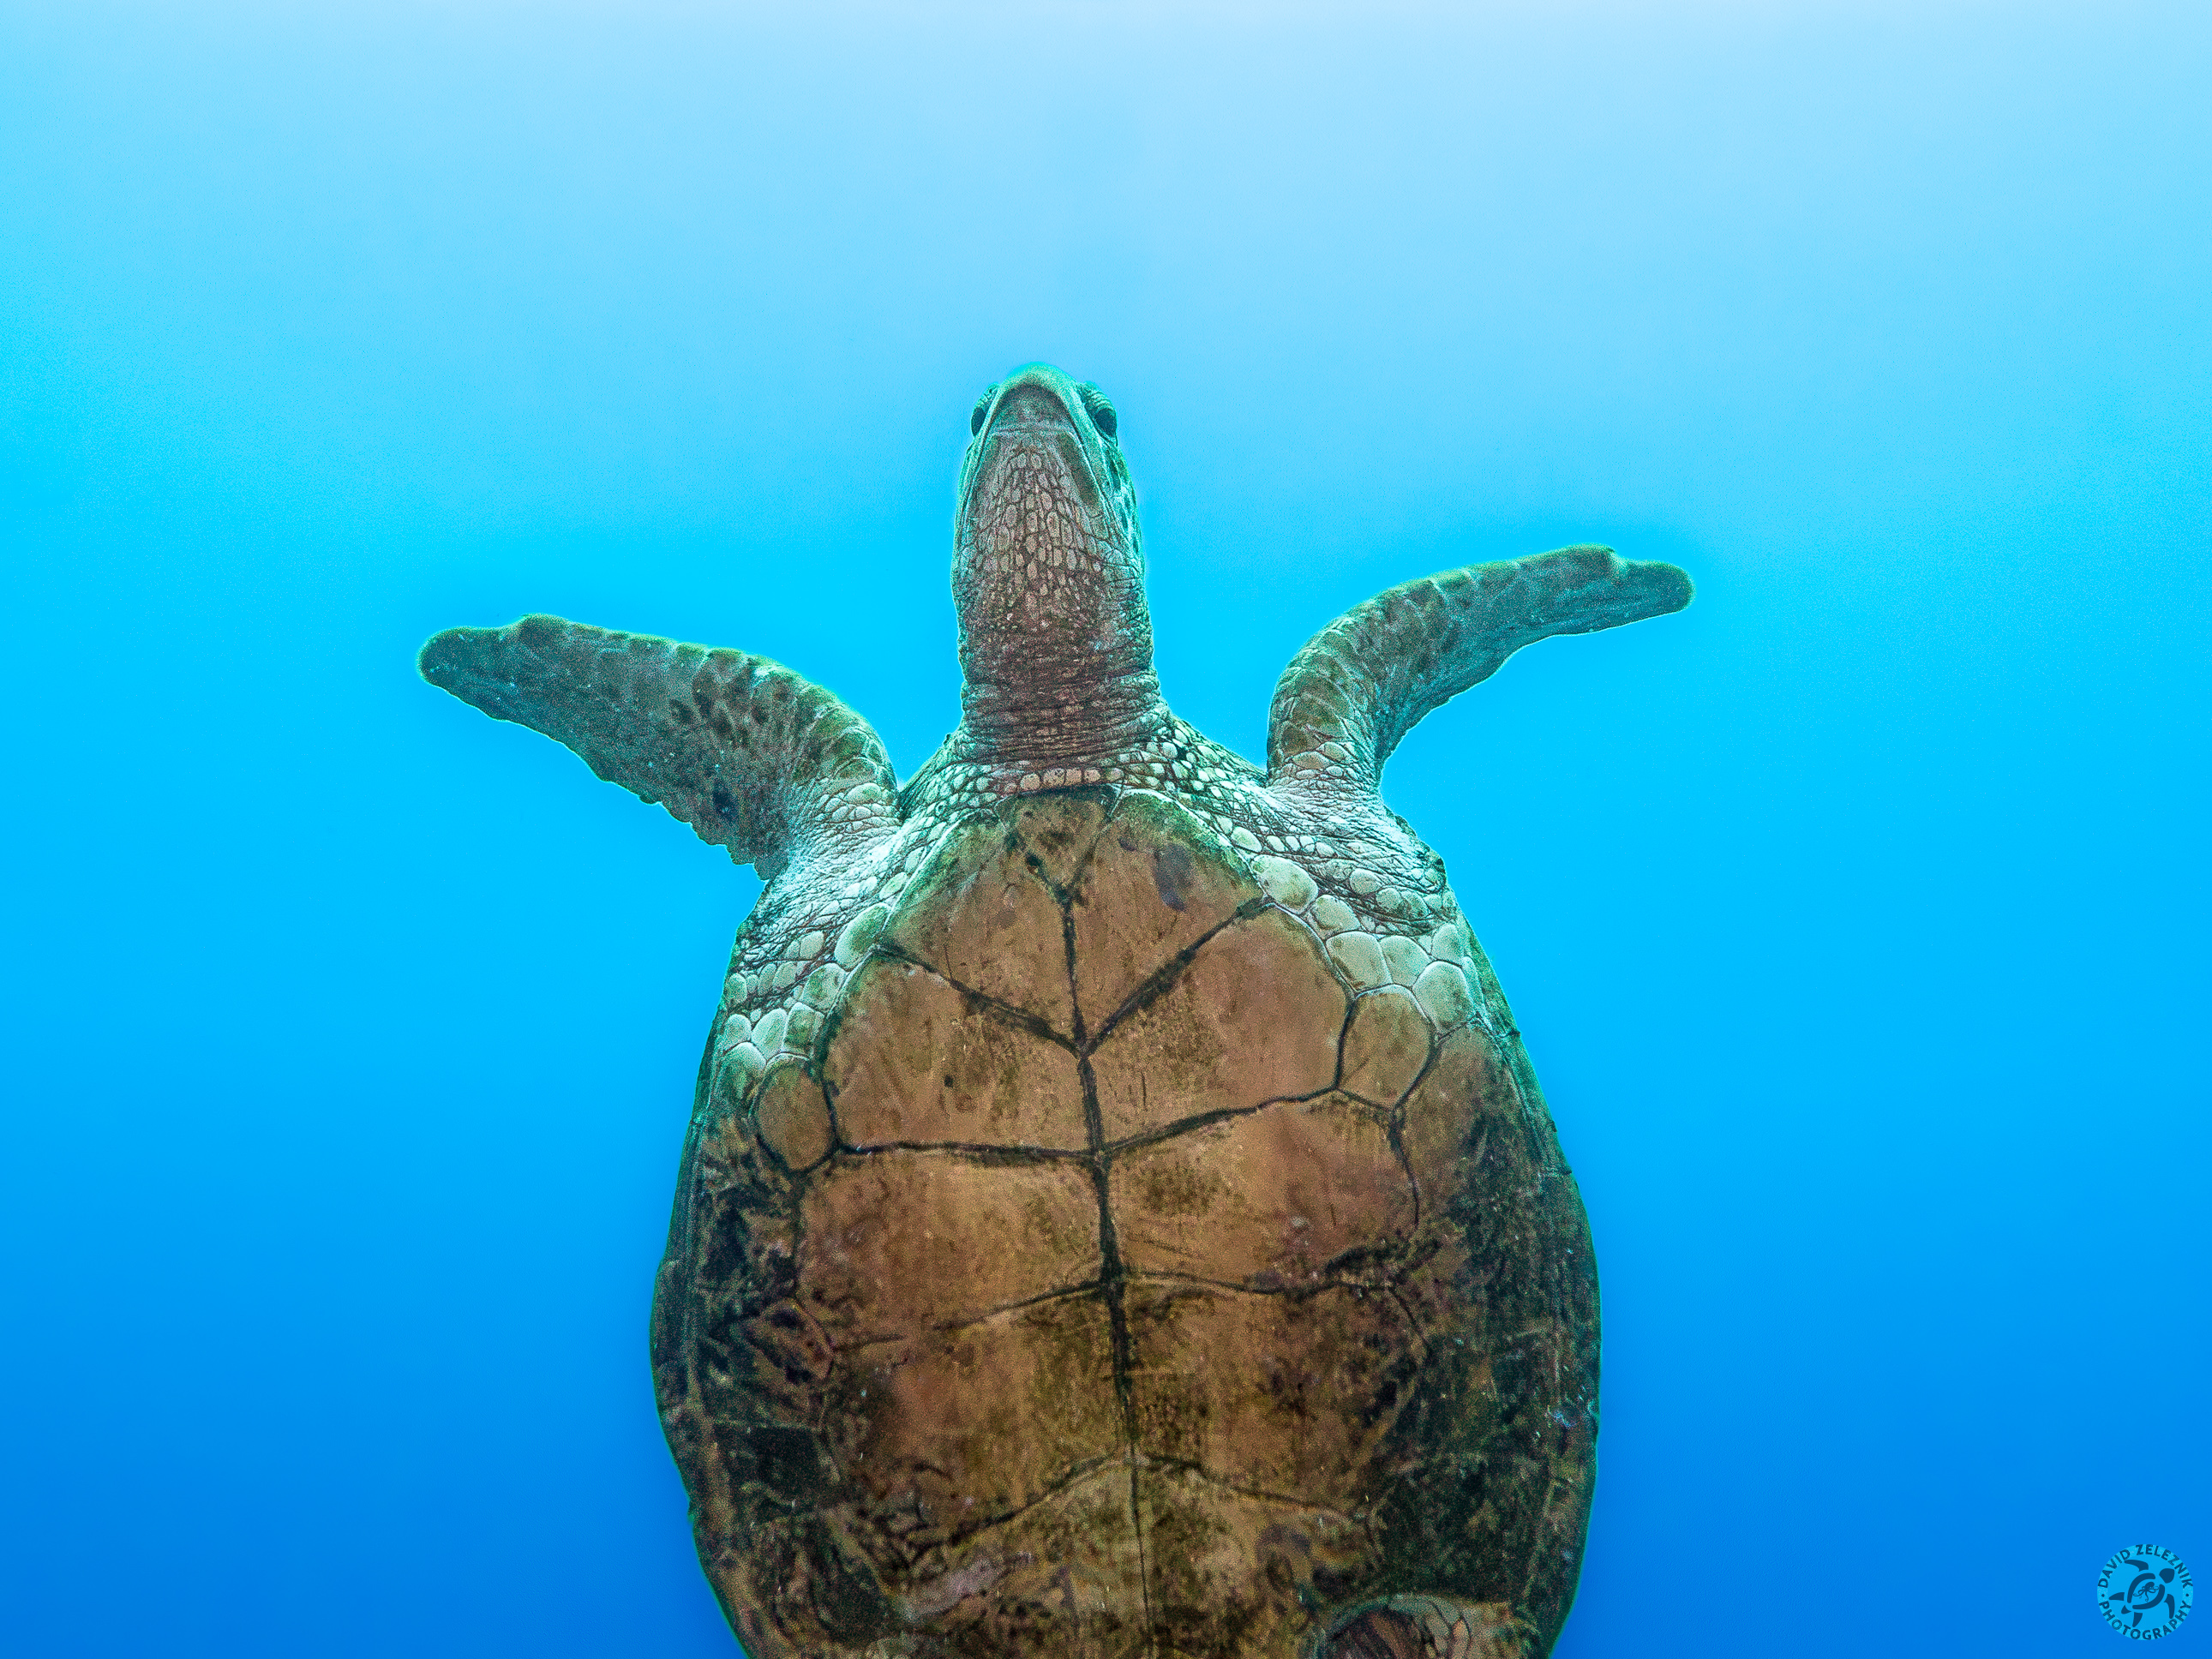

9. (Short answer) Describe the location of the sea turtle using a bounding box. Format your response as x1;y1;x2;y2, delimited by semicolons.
419;364;1691;1659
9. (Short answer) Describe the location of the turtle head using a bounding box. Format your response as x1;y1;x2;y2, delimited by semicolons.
952;364;1161;764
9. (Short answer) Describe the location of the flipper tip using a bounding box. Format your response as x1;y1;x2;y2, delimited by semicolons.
1626;556;1694;618
416;620;547;723
416;626;476;692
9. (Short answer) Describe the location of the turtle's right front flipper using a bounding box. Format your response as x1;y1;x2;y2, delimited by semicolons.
419;614;898;877
1265;545;1692;804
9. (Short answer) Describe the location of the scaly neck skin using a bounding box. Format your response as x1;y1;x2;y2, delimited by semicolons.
957;638;1164;764
951;370;1168;769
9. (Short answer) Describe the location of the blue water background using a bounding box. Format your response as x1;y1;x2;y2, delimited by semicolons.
3;5;2205;1655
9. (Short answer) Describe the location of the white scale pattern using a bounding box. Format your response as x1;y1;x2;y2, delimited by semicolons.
708;735;1500;1107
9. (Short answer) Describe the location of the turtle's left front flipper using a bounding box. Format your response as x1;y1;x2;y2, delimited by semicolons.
1265;545;1692;802
420;614;898;878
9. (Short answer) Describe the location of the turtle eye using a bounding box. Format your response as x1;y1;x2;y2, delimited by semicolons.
969;386;997;436
1077;383;1118;439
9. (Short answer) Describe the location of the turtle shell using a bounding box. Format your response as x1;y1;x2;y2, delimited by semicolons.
650;787;1596;1659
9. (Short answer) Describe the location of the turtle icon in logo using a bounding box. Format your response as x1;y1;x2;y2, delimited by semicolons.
2098;1545;2194;1639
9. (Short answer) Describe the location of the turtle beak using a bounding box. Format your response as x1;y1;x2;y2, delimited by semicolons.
967;371;1104;518
986;380;1078;436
